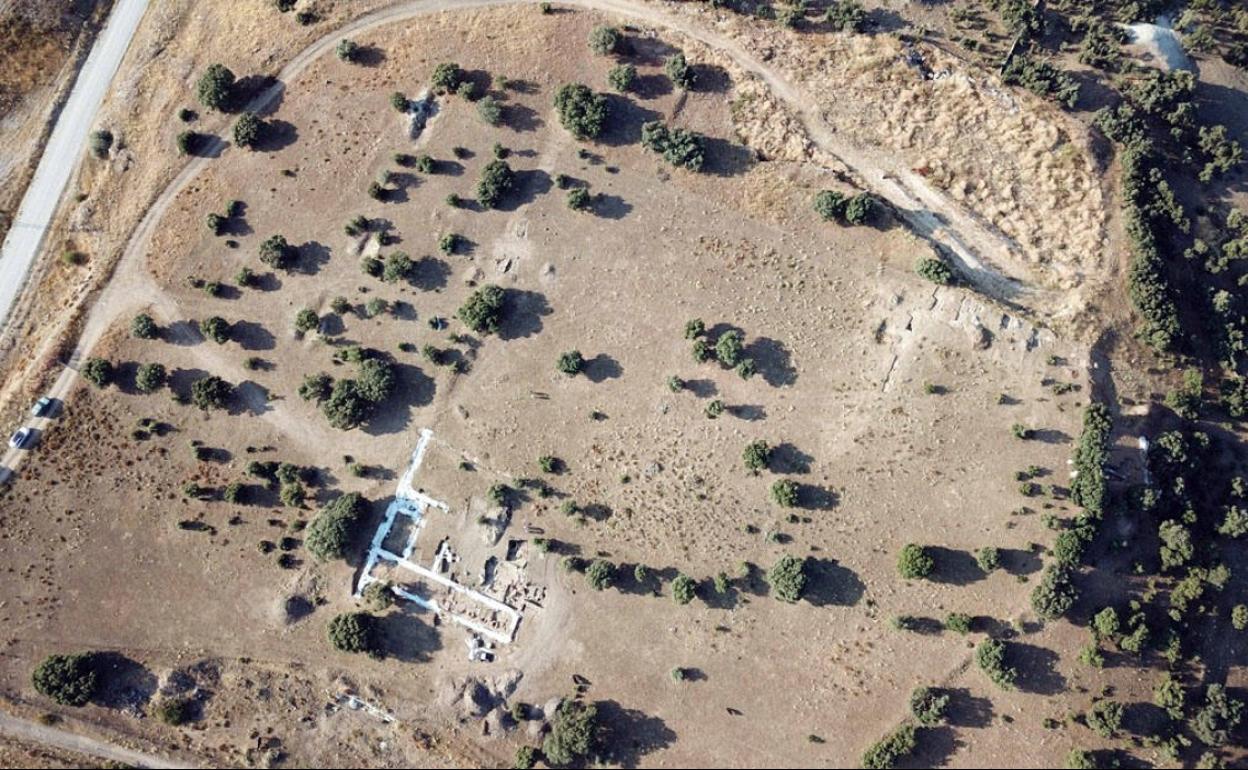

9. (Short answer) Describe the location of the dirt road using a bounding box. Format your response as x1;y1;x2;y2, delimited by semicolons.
0;0;150;329
0;711;197;769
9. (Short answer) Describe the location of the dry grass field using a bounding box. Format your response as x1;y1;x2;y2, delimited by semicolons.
0;1;1246;768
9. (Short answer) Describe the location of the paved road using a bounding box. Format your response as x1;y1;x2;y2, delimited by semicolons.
0;0;150;330
0;711;196;769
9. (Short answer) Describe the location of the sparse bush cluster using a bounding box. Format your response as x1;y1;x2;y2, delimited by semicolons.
812;189;876;226
640;121;706;172
554;83;609;140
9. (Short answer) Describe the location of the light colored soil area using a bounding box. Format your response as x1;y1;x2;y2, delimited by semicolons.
664;1;1114;300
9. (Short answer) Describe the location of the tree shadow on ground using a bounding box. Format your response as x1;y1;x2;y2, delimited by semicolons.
433;159;464;177
769;442;813;474
111;360;140;395
584;354;623;383
1121;701;1170;738
633;73;673;99
1000;547;1042;576
594;699;677;767
797;483;838;510
692;63;732;94
702;136;756;177
1032;428;1072;445
410;255;451;291
234;75;280;112
362;363;435;436
599;94;664;147
945;688;994;728
499;290;551;340
257;119;298;152
293;240;331;275
928;547;986;586
684;379;717;398
900;725;961;769
377;607;442;663
591;193;633;220
803;557;865;607
168;367;209;401
745;337;798;387
231;380;273;417
90;652;157;712
184;134;225;159
164;320;204;347
231;321;276;351
505;103;543;133
496;169;552;211
729;404;766;421
1011;642;1066;695
353;44;386;67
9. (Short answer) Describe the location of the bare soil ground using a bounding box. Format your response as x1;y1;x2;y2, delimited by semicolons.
0;4;1108;766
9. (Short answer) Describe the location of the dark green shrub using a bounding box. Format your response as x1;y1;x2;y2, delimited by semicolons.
32;654;97;707
976;638;1017;689
766;554;807;602
897;543;934;579
477;96;503;126
196;64;235;110
199;316;230;344
476;160;515;208
640;121;705;171
554;83;608;140
671;574;696;604
915;257;953;285
89;129;112;159
431;62;464;93
557;350;585;375
259;234;293;270
191;375;231;410
588;25;622;55
233;112;263;149
131;313;158;339
910;686;950;725
608;63;637;92
542;699;599;766
135;363;167;394
771;478;799;507
335;39;359;62
861;723;916;769
457;284;506;334
743;440;771;472
294;308;319;334
328;611;377;655
585;559;614;590
81;357;113;388
306;492;368;560
665;52;695;89
382;252;413;283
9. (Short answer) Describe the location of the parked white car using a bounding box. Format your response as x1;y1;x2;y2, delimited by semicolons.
8;427;34;449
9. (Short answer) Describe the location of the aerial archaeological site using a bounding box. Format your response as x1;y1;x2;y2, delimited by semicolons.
0;0;1246;767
